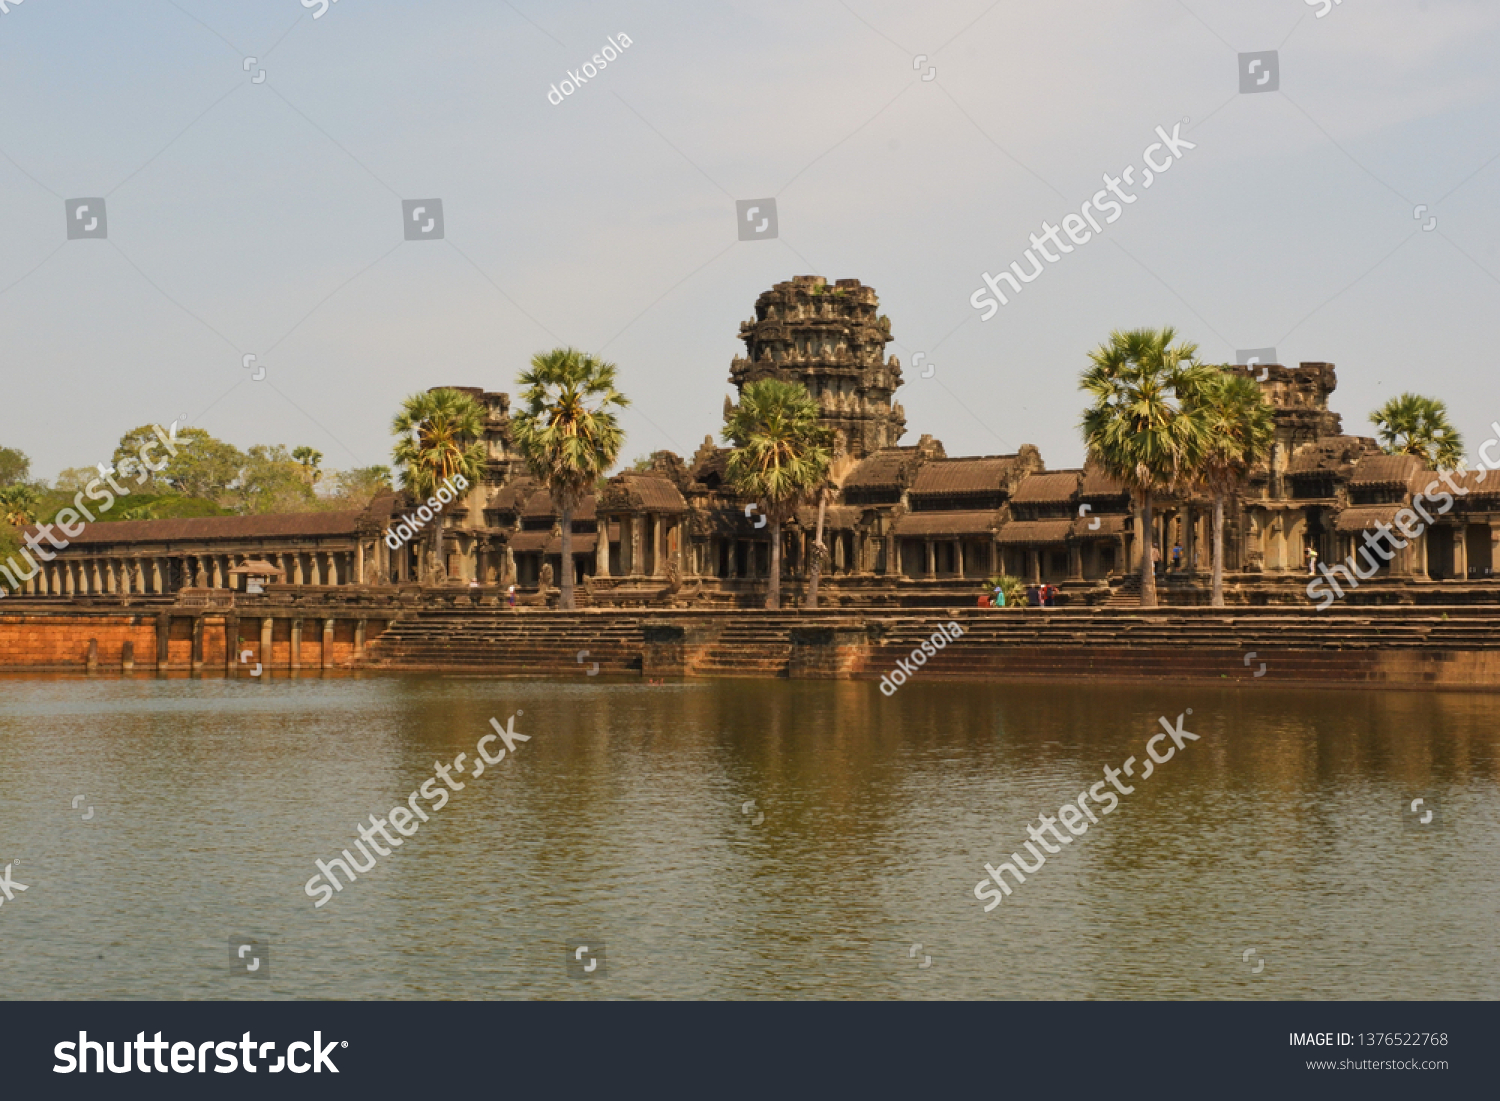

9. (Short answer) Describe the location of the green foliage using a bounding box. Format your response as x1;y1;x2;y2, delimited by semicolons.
985;575;1026;607
52;467;99;492
323;465;392;508
0;521;23;593
292;446;324;485
391;389;488;500
1370;392;1465;470
0;484;38;527
0;446;31;488
722;379;832;508
235;445;319;514
1186;371;1276;493
512;348;630;609
1079;328;1215;497
512;349;629;502
1079;327;1215;607
722;378;832;609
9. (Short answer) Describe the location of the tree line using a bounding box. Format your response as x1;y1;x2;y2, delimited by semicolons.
1;336;1465;609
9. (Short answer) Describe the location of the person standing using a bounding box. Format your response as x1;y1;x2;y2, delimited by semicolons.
1305;544;1319;575
507;584;517;610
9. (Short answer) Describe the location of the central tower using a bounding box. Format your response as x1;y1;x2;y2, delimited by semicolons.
729;275;906;461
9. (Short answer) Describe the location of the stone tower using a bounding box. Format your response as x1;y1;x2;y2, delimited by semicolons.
729;275;906;460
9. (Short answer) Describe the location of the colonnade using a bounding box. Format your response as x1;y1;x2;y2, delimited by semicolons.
19;547;361;596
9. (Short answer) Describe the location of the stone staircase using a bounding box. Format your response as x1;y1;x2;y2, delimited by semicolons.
687;616;812;677
363;610;647;675
358;605;1500;687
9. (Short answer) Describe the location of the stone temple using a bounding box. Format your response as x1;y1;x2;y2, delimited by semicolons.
11;275;1500;606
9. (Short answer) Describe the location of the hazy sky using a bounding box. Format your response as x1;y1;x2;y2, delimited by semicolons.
4;0;1500;482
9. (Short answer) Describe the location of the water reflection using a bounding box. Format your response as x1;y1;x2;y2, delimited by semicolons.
0;675;1495;999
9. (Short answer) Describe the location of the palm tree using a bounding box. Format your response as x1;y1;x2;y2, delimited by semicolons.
1370;393;1464;470
511;348;629;611
292;447;324;486
1185;370;1275;607
723;379;832;610
1080;328;1214;608
391;388;488;582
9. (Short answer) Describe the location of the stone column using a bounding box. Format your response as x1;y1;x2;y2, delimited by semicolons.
1068;541;1084;581
1454;525;1468;580
224;615;240;676
355;541;364;585
293;554;305;586
1184;504;1196;574
156;613;171;668
924;540;935;578
1029;548;1041;583
594;527;608;579
651;514;664;577
355;618;367;656
261;617;273;669
191;616;204;671
321;618;335;670
291;618;303;670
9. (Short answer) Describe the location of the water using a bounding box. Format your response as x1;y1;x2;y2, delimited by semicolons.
1;673;1495;1000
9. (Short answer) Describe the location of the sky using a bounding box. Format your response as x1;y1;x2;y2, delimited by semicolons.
4;0;1500;482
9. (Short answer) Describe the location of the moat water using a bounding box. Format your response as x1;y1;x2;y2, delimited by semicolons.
1;674;1496;999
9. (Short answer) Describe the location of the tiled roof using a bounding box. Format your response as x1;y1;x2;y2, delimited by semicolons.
41;511;364;547
1334;505;1404;533
1349;453;1424;488
487;478;538;511
1079;467;1128;498
1011;471;1081;504
521;489;597;521
792;504;861;529
995;519;1073;545
1434;470;1500;497
892;510;1001;536
844;448;915;489
910;457;1018;496
599;474;688;513
1072;514;1128;538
